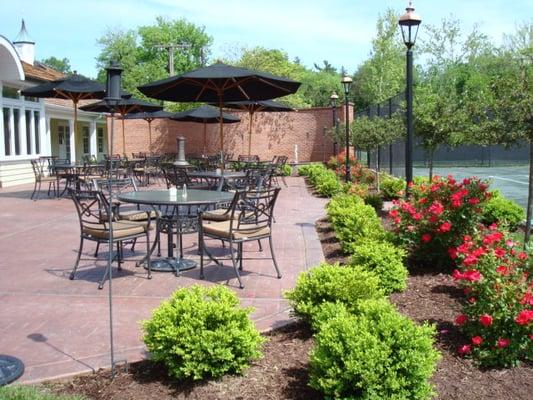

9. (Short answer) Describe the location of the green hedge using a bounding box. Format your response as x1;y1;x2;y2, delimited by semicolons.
327;194;386;253
143;285;264;380
350;240;408;294
285;263;383;330
482;191;525;231
0;386;85;400
309;300;440;400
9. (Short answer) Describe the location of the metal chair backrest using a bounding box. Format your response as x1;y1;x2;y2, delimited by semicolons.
69;188;108;231
238;155;260;163
230;187;280;234
160;163;191;188
93;177;138;196
30;159;45;180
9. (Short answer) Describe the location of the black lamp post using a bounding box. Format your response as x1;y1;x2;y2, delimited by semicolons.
398;1;421;191
330;91;339;156
341;76;352;182
103;60;123;378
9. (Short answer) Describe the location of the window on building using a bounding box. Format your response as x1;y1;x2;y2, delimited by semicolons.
2;86;20;99
34;111;40;154
97;127;104;153
13;109;20;155
25;110;32;154
3;108;10;156
82;126;90;154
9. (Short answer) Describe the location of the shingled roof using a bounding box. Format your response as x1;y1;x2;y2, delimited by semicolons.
22;60;64;82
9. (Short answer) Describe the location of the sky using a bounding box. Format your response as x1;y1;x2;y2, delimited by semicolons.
1;0;531;78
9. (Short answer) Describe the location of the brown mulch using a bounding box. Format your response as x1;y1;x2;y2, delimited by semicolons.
47;183;532;399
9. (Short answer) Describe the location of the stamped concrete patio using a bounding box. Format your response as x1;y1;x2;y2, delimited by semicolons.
0;177;326;383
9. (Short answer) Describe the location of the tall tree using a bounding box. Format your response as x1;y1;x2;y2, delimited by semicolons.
95;17;212;109
353;8;404;108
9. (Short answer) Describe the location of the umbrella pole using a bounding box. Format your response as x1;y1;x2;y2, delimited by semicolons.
121;117;126;157
148;120;152;153
203;122;207;155
248;112;253;156
219;101;224;164
73;102;78;163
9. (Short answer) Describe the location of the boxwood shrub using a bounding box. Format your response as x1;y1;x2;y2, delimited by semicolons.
327;194;386;253
284;263;383;329
143;285;264;380
350;240;408;294
482;191;525;231
309;299;440;400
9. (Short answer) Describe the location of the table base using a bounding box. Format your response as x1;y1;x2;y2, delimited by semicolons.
144;258;197;273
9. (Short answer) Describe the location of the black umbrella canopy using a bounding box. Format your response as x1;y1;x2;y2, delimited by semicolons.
21;74;106;101
170;105;240;123
223;100;294;156
80;98;163;155
223;99;294;113
137;62;301;103
138;62;300;154
171;105;240;155
79;97;162;115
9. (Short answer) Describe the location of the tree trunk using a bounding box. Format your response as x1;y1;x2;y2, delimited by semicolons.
524;141;533;249
428;149;434;182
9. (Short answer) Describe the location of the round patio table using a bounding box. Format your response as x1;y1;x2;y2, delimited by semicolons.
117;189;234;274
189;171;246;191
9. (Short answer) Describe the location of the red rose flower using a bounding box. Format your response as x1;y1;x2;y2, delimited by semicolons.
479;314;493;327
438;221;452;233
520;292;533;306
471;336;483;346
452;269;465;280
518;252;528;260
448;248;458;260
455;314;468;325
389;209;399;218
494;248;506;258
464;270;482;282
458;344;471;355
515;310;533;326
468;197;480;205
497;338;510;348
496;265;509;276
421;233;432;243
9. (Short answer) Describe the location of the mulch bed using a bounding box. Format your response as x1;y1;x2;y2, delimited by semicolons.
48;183;532;399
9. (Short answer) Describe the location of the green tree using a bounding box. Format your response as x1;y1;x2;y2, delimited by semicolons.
95;17;212;110
353;8;404;108
40;56;72;74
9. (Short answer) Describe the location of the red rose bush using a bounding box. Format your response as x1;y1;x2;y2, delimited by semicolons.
452;226;533;367
389;175;491;267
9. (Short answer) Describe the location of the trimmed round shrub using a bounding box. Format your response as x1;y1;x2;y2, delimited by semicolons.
350;240;408;294
315;170;342;197
482;191;525;231
285;263;383;329
143;285;264;380
310;299;440;400
380;174;406;200
281;163;292;176
327;195;386;253
364;193;384;212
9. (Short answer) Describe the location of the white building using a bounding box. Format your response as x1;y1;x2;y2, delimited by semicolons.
0;20;108;187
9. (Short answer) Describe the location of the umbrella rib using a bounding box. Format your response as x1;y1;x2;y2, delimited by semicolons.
256;77;293;93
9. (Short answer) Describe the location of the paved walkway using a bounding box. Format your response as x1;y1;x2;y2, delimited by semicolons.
0;177;326;383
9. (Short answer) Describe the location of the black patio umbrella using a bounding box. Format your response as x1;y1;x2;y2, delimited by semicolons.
21;74;106;157
170;105;240;154
138;62;301;153
223;100;294;156
122;110;177;151
80;98;162;155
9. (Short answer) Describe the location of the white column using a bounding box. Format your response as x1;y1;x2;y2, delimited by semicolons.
68;118;76;162
9;108;15;156
44;115;51;156
90;120;97;157
0;91;5;159
19;106;28;156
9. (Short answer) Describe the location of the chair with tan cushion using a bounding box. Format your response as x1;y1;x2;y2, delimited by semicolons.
69;188;153;289
30;159;58;200
198;187;281;289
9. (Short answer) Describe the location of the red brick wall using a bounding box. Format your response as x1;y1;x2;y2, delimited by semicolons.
108;105;353;163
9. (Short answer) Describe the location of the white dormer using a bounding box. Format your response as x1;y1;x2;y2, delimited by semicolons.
13;19;35;65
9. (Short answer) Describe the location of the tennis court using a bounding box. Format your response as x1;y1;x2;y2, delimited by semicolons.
414;166;529;209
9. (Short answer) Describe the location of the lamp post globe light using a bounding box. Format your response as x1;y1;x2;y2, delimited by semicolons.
330;91;339;156
341;76;353;182
398;1;421;191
